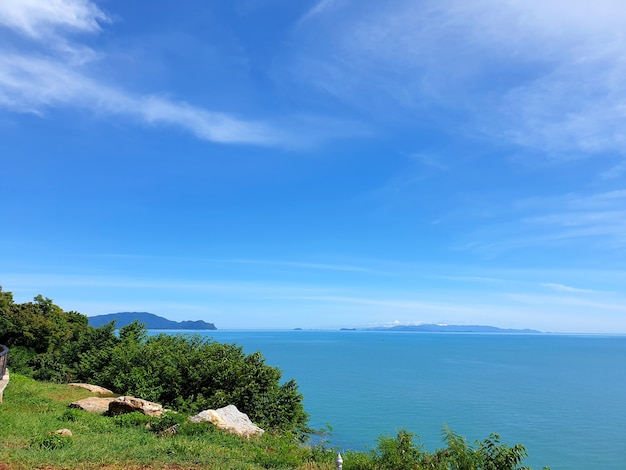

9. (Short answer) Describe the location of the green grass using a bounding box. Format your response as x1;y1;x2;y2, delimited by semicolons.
0;374;337;470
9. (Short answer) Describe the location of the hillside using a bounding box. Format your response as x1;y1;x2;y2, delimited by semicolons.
88;312;217;330
0;374;329;470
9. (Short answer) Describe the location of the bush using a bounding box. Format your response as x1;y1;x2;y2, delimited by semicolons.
78;323;309;435
341;428;547;470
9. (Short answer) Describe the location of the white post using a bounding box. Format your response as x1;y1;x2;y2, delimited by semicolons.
335;452;343;470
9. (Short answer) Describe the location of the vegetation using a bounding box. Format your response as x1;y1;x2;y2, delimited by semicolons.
0;287;549;469
0;373;334;469
0;287;308;435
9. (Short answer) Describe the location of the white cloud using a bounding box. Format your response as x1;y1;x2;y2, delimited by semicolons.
541;283;598;294
460;189;626;256
0;0;289;146
226;258;383;274
0;0;110;39
0;53;280;145
289;0;626;160
297;0;344;25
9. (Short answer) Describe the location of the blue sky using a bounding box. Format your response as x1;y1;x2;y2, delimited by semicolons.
2;0;626;332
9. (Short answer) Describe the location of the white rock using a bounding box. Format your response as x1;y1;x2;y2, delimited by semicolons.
190;404;264;438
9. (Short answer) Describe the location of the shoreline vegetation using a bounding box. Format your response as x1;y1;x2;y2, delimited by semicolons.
0;287;549;469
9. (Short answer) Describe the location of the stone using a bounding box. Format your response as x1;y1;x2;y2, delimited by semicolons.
68;383;114;395
69;397;116;414
108;396;163;417
52;429;73;436
189;404;264;438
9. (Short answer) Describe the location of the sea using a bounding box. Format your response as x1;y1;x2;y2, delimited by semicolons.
155;330;626;470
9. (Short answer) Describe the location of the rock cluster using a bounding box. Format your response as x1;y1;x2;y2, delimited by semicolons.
68;384;264;438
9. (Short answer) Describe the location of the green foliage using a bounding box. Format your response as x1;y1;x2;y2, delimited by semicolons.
373;429;423;470
76;324;309;434
112;411;154;429
146;412;189;435
0;374;332;469
477;433;529;470
341;428;548;470
0;288;309;436
59;408;83;422
32;433;74;450
0;289;90;356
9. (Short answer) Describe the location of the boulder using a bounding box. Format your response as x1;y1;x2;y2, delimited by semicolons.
69;397;116;414
108;396;163;417
189;404;264;438
68;383;114;395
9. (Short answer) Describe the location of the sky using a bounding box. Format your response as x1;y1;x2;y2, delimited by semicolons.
2;0;626;333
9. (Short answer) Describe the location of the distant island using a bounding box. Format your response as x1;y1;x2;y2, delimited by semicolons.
358;324;540;333
88;312;217;330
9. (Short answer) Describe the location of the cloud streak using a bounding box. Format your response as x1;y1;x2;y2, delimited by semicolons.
226;258;385;274
460;189;626;256
0;0;110;39
541;283;598;294
290;0;626;162
0;0;289;146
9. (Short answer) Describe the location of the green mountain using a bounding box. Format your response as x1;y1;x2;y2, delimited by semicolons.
88;312;217;330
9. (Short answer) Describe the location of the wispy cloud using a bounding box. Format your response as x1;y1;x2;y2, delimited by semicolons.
0;54;281;144
289;0;626;164
0;0;288;146
297;0;344;25
0;0;110;39
438;275;507;284
461;189;626;256
226;258;384;274
504;292;626;313
280;294;480;313
541;283;598;294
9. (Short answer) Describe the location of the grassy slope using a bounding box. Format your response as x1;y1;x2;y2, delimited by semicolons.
0;374;335;470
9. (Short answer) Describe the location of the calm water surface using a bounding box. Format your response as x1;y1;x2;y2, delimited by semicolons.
161;330;626;470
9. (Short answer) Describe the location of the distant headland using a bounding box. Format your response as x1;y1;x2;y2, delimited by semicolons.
343;324;540;333
88;312;217;330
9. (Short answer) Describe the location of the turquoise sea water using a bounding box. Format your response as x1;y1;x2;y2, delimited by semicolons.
163;330;626;470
